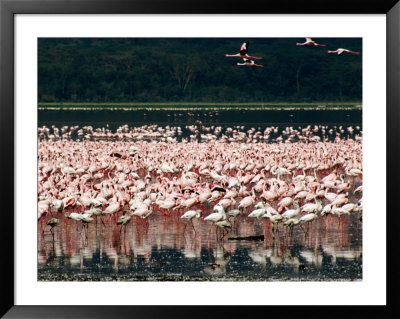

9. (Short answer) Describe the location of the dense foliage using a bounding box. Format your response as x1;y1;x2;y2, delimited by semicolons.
38;38;362;103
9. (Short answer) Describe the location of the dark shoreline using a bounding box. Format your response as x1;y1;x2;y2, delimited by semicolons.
38;102;362;112
38;272;362;282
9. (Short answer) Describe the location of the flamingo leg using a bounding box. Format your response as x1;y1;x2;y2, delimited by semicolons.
191;220;196;233
208;224;214;239
321;217;326;230
221;228;227;238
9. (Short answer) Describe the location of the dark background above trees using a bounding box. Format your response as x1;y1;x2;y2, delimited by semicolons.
38;38;362;103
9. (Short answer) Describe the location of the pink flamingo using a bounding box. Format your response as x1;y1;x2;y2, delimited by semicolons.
217;197;236;210
277;196;294;213
236;58;263;68
102;201;120;223
224;40;262;60
238;188;256;213
327;48;360;55
132;203;152;227
296;37;326;47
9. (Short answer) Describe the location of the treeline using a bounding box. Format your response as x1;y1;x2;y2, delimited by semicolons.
38;38;362;103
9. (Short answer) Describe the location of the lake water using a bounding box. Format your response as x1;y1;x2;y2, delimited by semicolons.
38;108;361;128
38;108;362;281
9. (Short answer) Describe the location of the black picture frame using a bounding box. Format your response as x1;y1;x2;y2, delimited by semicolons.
1;0;398;318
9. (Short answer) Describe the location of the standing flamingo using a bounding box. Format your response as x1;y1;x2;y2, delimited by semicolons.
215;219;232;238
47;217;60;235
284;218;300;237
248;204;267;219
181;209;202;232
205;205;226;223
102;201;120;223
238;188;256;213
281;201;300;219
132;204;152;227
117;211;132;233
299;213;319;234
204;205;227;237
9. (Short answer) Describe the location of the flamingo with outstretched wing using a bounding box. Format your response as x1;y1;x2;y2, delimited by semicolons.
225;41;263;60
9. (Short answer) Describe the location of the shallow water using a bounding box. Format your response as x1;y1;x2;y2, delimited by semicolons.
38;108;362;281
39;108;361;128
38;196;362;281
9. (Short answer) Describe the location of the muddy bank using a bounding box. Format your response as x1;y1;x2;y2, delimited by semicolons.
38;272;362;282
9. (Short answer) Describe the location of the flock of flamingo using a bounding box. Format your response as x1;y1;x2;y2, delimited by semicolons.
224;38;360;68
38;121;362;242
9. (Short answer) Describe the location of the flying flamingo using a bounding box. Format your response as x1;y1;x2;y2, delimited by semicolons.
296;37;326;47
224;40;262;60
236;58;263;68
327;48;360;55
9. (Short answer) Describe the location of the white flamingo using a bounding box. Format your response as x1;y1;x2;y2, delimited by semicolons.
204;205;227;237
327;48;360;55
236;58;263;68
282;201;300;219
248;205;267;219
299;213;319;234
205;205;226;223
284;218;300;236
181;209;202;232
215;219;232;237
296;37;326;47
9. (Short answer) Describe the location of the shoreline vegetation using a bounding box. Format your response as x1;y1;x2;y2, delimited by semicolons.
38;102;362;111
39;39;362;103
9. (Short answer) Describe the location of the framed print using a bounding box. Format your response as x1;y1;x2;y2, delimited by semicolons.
1;0;398;318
